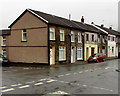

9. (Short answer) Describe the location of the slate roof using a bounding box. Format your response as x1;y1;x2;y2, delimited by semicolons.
96;25;120;36
0;29;10;36
9;9;118;35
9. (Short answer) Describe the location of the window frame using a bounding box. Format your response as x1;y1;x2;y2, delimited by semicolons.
71;31;75;42
49;28;55;40
2;36;6;46
92;35;94;42
112;47;114;53
22;29;27;41
59;46;66;61
2;48;7;58
60;29;65;41
78;32;82;43
77;47;83;60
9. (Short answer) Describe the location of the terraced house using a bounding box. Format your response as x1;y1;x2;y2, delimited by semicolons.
6;9;120;65
96;25;120;58
0;29;10;57
7;9;87;65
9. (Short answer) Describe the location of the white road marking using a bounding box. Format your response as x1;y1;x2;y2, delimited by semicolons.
26;81;35;84
57;80;114;92
38;78;47;81
46;79;57;83
83;85;87;87
92;86;113;92
84;70;89;72
48;91;69;94
65;73;71;75
19;85;30;89
58;75;64;77
79;71;83;73
105;67;111;69
34;82;43;86
0;86;7;89
2;88;14;92
11;84;22;87
73;72;77;75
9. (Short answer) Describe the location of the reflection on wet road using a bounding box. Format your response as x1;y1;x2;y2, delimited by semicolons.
1;59;119;94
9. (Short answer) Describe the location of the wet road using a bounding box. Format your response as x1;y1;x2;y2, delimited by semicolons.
1;59;119;95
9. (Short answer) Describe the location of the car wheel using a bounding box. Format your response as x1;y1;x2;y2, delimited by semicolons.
102;59;105;62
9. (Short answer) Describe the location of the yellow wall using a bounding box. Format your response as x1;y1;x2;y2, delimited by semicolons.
84;44;98;61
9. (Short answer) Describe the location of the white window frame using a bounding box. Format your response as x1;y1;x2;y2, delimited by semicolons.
49;28;55;40
22;29;27;41
78;32;82;43
2;36;6;46
2;48;7;58
60;29;65;41
77;47;83;60
71;31;75;42
59;46;66;61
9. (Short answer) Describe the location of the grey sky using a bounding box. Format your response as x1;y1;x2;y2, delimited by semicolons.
0;0;119;30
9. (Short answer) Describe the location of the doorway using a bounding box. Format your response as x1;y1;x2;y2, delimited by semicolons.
71;47;76;63
50;47;55;65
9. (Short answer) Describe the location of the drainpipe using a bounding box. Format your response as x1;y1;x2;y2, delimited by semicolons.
81;32;84;61
68;29;72;63
48;24;50;65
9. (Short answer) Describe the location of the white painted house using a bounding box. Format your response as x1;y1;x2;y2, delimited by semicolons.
96;25;117;58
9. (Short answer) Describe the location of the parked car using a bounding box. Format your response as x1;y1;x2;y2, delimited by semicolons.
87;53;105;63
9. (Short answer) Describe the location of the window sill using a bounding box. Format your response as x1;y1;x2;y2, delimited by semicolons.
77;58;83;60
78;42;82;43
59;59;66;61
21;41;27;42
71;41;75;43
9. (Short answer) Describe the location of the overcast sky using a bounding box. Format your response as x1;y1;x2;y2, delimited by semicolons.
0;0;119;30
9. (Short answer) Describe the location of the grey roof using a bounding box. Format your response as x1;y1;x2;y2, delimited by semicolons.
9;9;118;35
96;25;120;36
0;29;10;36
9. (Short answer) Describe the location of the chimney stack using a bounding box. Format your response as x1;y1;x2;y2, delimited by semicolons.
69;14;71;20
81;16;84;23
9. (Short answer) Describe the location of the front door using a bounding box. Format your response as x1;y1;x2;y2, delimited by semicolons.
91;47;94;55
71;47;76;63
86;47;89;60
50;47;55;65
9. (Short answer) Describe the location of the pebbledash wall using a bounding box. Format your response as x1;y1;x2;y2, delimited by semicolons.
7;11;48;64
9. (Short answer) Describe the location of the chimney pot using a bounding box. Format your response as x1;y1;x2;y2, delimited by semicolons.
81;16;84;23
109;27;112;30
101;24;104;27
91;22;94;24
